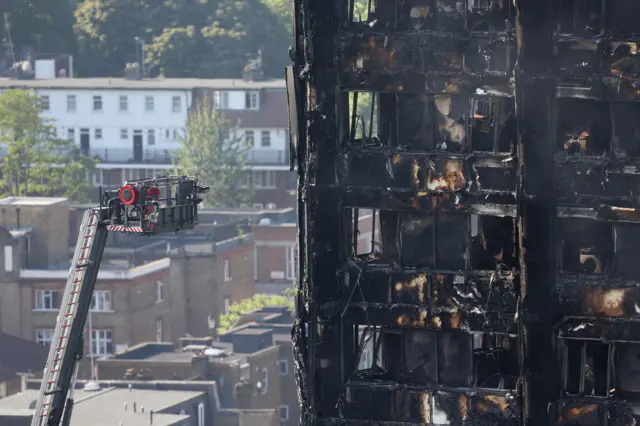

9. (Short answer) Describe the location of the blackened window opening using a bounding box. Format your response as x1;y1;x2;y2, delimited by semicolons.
557;99;611;156
560;219;613;275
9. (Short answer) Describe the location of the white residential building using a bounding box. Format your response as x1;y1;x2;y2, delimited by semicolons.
0;64;294;208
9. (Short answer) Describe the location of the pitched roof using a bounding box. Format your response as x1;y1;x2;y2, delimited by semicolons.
222;91;289;128
0;333;47;381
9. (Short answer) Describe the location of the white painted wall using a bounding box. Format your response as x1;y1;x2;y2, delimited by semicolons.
30;87;284;167
38;88;191;156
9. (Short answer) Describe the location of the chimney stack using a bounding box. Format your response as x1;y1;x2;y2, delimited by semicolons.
133;402;137;413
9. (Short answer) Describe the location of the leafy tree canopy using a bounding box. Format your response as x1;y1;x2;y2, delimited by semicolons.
218;292;295;334
2;0;76;61
73;0;290;78
173;100;253;208
0;89;97;201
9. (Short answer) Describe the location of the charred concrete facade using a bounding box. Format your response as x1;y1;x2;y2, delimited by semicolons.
289;1;640;425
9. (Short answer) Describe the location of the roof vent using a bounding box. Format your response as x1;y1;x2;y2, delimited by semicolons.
83;381;102;391
258;218;272;226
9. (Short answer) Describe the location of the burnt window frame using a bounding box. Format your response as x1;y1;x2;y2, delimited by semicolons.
361;328;518;391
560;338;615;398
556;0;606;36
348;209;516;273
554;97;613;157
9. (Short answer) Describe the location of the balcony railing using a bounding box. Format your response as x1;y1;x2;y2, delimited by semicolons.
82;147;288;166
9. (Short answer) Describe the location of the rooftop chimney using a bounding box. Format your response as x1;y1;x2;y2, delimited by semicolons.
133;402;137;413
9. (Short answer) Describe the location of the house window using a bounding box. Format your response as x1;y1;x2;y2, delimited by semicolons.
4;245;12;272
261;368;269;394
224;297;231;315
156;318;164;342
119;95;128;111
36;329;54;346
40;95;50;111
253;171;276;188
214;91;229;109
90;290;112;312
67;95;76;112
90;330;113;356
145;96;155;112
120;129;128;140
93;95;103;111
261;131;271;147
156;281;164;303
245;130;255;147
34;290;60;311
67;128;75;141
224;259;231;282
197;403;205;426
147;129;156;145
172;96;181;113
285;246;296;280
245;91;259;110
279;359;289;375
173;129;180;140
94;128;103;140
279;405;289;422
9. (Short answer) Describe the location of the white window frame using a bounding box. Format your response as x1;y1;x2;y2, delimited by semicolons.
197;402;205;426
120;128;129;140
172;96;181;113
34;290;60;311
67;95;76;112
145;96;155;112
224;297;231;315
279;405;289;422
156;281;164;303
147;129;156;145
93;95;103;112
90;290;112;312
119;95;128;111
285;246;296;280
279;359;288;375
214;91;229;109
40;95;50;111
36;329;54;346
94;128;103;140
245;130;255;147
67;128;75;141
156;318;164;342
261;130;271;147
224;259;231;282
4;245;12;272
90;329;113;356
246;91;259;110
265;170;276;188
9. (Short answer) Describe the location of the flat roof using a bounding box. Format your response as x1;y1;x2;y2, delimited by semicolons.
0;388;198;426
0;197;67;206
0;77;286;91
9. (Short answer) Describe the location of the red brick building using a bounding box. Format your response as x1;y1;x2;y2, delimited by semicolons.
252;211;377;294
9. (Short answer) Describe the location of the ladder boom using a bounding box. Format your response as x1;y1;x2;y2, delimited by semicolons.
31;208;109;426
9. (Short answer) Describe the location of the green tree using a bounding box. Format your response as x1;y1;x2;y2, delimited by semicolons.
74;0;290;79
0;90;96;201
73;0;166;77
2;0;77;61
218;293;295;334
173;100;253;208
260;0;292;35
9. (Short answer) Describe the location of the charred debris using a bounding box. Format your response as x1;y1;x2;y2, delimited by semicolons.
287;1;640;425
